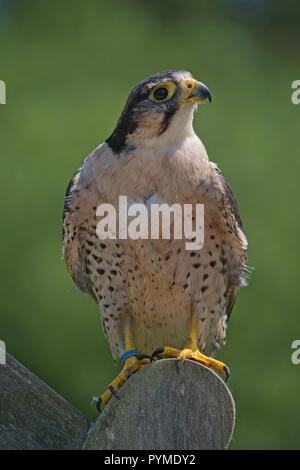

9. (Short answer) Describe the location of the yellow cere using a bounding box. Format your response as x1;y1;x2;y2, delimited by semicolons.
182;78;198;101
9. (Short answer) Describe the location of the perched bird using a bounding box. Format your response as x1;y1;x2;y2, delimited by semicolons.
62;70;248;409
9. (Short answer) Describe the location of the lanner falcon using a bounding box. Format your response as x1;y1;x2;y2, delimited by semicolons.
62;70;248;409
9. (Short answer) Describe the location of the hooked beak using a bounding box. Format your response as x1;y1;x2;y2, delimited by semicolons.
187;81;212;103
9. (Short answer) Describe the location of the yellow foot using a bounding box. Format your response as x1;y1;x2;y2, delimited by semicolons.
151;346;230;381
94;354;150;411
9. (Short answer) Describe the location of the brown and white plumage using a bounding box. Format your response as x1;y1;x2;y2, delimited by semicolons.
63;70;247;366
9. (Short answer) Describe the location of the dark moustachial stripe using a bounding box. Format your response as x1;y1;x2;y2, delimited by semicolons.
158;105;179;135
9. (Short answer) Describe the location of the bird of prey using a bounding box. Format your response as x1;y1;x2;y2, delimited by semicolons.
62;70;248;409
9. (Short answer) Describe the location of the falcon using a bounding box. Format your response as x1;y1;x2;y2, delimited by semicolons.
62;70;248;409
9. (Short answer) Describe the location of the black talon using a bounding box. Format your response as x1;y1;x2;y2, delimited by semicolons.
108;385;120;400
151;347;165;360
135;353;152;361
92;396;102;412
223;365;230;382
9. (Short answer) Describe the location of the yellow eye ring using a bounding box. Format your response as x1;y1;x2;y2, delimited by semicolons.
149;82;176;103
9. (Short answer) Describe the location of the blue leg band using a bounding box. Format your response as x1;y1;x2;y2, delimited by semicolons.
119;349;139;364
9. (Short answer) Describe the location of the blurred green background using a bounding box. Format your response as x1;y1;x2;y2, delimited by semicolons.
1;0;300;450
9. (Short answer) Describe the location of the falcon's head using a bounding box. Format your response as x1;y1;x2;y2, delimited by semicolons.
106;70;211;153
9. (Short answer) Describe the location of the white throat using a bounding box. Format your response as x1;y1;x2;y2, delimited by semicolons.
138;104;199;155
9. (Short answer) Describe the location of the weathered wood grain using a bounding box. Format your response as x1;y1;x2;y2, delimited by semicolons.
0;354;90;450
0;355;235;450
83;359;235;450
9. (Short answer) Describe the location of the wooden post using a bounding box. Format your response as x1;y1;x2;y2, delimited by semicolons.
83;359;235;450
0;354;90;450
0;354;235;450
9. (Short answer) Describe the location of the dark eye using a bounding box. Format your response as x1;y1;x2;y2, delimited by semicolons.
153;87;168;101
